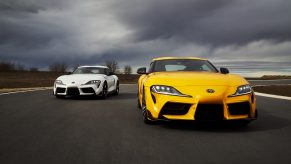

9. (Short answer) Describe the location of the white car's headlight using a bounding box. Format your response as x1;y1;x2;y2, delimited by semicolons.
84;80;101;87
55;80;64;85
230;84;253;97
151;85;191;97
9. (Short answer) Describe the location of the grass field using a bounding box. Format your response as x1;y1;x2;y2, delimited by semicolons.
1;71;290;97
0;71;140;89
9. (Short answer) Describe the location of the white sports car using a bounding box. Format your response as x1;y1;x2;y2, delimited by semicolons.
53;66;119;99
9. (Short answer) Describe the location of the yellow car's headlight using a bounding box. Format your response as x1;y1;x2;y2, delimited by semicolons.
230;84;253;97
151;85;191;97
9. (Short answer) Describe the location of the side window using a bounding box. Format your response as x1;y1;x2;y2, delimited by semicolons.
148;62;155;73
103;68;107;75
201;64;211;71
107;68;110;75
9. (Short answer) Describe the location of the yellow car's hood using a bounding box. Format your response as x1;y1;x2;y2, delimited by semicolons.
145;72;248;87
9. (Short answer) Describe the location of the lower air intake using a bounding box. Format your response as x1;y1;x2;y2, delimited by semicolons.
67;88;80;96
195;104;224;121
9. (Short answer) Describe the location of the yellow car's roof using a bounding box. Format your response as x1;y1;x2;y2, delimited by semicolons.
152;57;207;61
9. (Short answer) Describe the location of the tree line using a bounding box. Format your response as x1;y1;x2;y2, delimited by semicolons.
0;61;39;72
0;60;133;74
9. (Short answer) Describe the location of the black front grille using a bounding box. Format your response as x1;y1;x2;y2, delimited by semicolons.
56;87;66;93
159;102;191;118
67;88;80;96
228;102;250;115
81;87;95;93
195;104;224;120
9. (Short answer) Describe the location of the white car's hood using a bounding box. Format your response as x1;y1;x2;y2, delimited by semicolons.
57;74;106;85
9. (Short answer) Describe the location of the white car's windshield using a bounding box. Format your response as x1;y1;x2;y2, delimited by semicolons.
72;67;106;74
151;59;218;73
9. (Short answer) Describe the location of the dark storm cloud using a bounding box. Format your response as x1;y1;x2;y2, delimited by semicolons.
0;0;43;13
114;0;291;46
0;0;290;75
0;0;69;49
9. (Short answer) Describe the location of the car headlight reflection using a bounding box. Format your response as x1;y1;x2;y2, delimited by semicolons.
151;85;191;97
84;80;101;87
230;84;253;97
55;80;64;85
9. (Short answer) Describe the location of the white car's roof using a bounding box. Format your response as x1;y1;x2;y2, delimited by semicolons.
78;65;109;69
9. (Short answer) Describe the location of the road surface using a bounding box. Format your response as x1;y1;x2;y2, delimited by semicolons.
248;79;291;86
0;84;291;164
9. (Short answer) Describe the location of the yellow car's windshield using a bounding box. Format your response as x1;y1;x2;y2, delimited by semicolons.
150;59;218;73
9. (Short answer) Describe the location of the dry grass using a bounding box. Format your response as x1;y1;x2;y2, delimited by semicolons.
0;71;63;89
0;71;139;89
253;85;291;97
260;75;291;80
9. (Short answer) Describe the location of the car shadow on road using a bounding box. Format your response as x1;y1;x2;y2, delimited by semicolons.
159;110;291;133
110;92;137;100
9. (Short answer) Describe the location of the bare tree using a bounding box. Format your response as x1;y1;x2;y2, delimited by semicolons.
49;62;68;72
123;65;132;74
105;60;119;73
16;64;26;71
29;67;39;72
72;64;80;71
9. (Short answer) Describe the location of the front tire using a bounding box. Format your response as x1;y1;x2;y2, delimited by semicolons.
141;87;155;124
113;81;119;95
101;82;108;99
137;86;141;109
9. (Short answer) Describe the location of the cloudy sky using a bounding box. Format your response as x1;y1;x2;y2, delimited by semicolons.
0;0;291;76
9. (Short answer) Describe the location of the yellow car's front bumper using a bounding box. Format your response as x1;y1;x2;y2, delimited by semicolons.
144;86;257;121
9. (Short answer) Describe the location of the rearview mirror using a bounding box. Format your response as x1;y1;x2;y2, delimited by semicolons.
220;67;229;74
137;67;147;74
67;72;72;75
109;71;114;75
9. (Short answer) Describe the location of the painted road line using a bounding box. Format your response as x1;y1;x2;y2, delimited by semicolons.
255;92;291;101
0;85;135;96
249;79;291;81
0;88;52;96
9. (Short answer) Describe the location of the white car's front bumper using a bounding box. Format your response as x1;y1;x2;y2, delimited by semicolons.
54;84;103;96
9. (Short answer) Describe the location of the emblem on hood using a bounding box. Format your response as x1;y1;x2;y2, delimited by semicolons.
72;82;75;84
206;89;215;93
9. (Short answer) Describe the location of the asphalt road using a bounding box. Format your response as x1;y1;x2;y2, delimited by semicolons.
1;84;291;164
248;79;291;86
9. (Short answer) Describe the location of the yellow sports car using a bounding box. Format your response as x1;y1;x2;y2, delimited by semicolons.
137;57;257;124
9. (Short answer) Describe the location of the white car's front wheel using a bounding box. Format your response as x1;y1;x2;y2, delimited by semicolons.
100;82;108;99
113;81;119;95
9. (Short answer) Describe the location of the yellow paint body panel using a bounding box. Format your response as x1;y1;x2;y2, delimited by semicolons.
138;57;257;121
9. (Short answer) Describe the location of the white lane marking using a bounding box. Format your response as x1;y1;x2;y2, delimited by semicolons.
0;88;52;96
252;84;291;87
0;85;136;96
249;79;291;81
255;92;291;100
